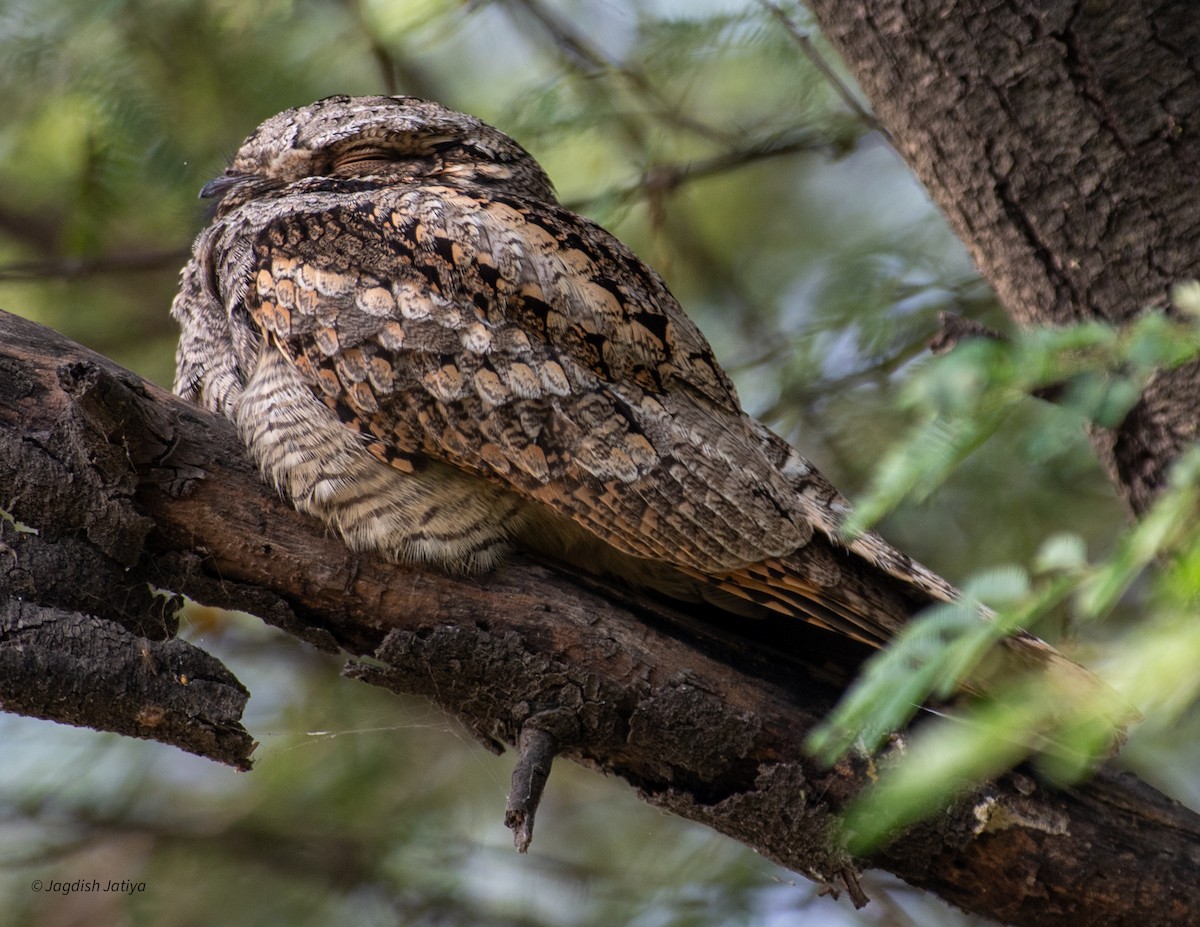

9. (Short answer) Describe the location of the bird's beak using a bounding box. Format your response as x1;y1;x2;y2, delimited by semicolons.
199;172;256;203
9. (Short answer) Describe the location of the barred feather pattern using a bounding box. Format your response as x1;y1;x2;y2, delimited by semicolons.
172;95;1093;689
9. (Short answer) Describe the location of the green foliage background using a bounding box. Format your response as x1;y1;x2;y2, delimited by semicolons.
1;1;1195;924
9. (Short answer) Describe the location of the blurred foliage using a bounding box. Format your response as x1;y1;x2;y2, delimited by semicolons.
0;0;1192;925
810;294;1200;847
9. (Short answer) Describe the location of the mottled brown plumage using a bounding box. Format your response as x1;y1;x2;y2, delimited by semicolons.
172;95;1088;686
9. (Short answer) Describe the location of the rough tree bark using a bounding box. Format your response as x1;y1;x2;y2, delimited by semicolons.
804;0;1200;514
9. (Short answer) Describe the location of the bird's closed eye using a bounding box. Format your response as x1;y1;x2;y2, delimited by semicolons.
329;145;406;175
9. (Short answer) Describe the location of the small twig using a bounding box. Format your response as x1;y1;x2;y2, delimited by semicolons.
366;39;400;97
0;249;188;282
931;312;1076;404
339;0;440;99
564;129;834;214
759;1;890;143
504;724;559;853
841;867;870;909
929;311;1005;355
503;0;731;146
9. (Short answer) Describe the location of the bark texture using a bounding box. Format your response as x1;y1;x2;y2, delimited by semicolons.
805;0;1200;513
3;309;1200;925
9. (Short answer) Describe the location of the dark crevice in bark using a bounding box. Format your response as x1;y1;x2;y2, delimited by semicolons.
1055;7;1136;155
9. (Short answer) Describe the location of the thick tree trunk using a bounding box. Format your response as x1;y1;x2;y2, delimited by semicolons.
805;0;1200;514
3;309;1200;925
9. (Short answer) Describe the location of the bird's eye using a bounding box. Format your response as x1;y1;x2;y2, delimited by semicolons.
330;145;404;175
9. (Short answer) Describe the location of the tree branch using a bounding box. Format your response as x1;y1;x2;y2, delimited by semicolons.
758;1;888;140
561;129;840;214
0;597;253;767
2;306;1198;925
0;248;188;282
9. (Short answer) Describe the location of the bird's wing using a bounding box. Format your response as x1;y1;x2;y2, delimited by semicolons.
244;184;824;575
235;179;1135;708
240;183;1085;661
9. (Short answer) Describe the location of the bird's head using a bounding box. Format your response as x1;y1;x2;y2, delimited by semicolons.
200;95;557;213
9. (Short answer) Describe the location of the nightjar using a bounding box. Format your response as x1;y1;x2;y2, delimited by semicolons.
172;95;1093;690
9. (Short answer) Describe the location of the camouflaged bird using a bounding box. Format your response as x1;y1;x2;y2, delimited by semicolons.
171;95;1087;684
